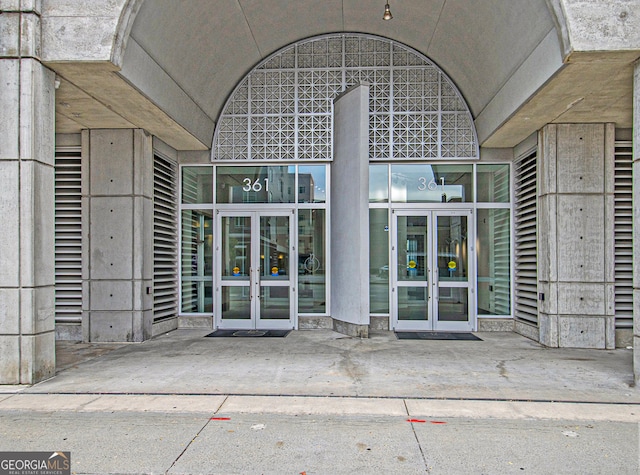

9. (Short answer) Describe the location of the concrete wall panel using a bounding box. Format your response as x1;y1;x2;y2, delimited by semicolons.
635;289;640;336
19;12;41;58
0;336;19;383
132;280;153;312
558;316;606;349
90;281;133;311
32;161;55;286
537;282;558;316
537;194;557;282
84;127;155;343
22;59;55;165
557;283;605;315
19;286;54;334
89;129;134;196
561;0;640;52
0;13;20;56
132;196;153;280
0;14;55;383
178;315;212;329
634;159;640;288
604;193;616;285
538;313;558;347
41;15;121;62
0;289;20;334
142;198;154;281
89;311;133;342
556;124;604;194
90;197;133;280
132;309;153;341
0;161;20;287
133;128;152;197
556;195;604;282
0;60;19;159
539;124;557;197
19;332;55;382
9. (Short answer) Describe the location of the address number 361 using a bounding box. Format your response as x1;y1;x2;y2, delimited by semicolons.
417;177;444;191
242;178;269;192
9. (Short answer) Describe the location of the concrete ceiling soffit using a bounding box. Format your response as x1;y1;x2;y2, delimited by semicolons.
479;0;640;148
238;0;443;58
426;0;555;117
483;60;635;148
49;62;209;150
129;0;264;122
54;76;136;130
118;38;215;147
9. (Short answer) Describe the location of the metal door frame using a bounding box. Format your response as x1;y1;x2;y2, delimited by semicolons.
391;208;476;332
216;209;295;330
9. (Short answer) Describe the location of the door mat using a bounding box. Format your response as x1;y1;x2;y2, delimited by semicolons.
205;329;291;338
395;331;482;341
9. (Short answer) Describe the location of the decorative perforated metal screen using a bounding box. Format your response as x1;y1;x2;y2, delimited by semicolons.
212;34;478;162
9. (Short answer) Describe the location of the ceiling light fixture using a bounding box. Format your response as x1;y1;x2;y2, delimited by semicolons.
383;2;393;20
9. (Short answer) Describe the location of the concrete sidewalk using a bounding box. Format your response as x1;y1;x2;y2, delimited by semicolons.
1;329;639;474
11;329;639;402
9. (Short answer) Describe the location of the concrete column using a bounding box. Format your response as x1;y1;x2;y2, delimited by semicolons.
538;123;615;349
331;84;370;338
84;129;154;342
633;61;640;382
0;2;56;383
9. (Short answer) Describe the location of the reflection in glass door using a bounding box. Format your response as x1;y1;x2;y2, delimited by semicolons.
392;210;474;331
217;211;294;329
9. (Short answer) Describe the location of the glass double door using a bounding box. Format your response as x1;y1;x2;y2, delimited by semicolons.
392;209;475;332
217;210;294;330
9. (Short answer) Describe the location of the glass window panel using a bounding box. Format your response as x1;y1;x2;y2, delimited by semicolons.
436;215;468;282
398;287;428;321
369;208;389;313
298;165;327;203
182;167;213;204
397;216;428;282
181;209;213;312
260;215;289;280
369;165;389;203
298;209;326;313
260;287;290;320
391;164;472;203
477;209;511;315
216;166;295;203
477;164;510;202
221;287;251;320
181;281;212;313
221;216;251;280
438;288;468;322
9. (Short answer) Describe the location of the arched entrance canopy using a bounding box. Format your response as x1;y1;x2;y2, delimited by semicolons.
43;0;638;150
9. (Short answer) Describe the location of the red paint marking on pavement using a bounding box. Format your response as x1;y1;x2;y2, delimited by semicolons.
430;421;447;424
407;419;426;423
210;417;231;420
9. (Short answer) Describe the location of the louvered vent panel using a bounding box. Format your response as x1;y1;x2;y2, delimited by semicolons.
614;141;633;329
54;148;83;325
514;151;538;325
153;155;178;322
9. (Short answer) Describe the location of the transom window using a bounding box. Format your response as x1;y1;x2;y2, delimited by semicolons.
212;34;478;162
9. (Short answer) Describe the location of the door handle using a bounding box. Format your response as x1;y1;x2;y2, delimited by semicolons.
256;267;260;299
249;267;253;300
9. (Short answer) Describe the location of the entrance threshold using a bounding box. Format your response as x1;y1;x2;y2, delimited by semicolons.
395;331;482;341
